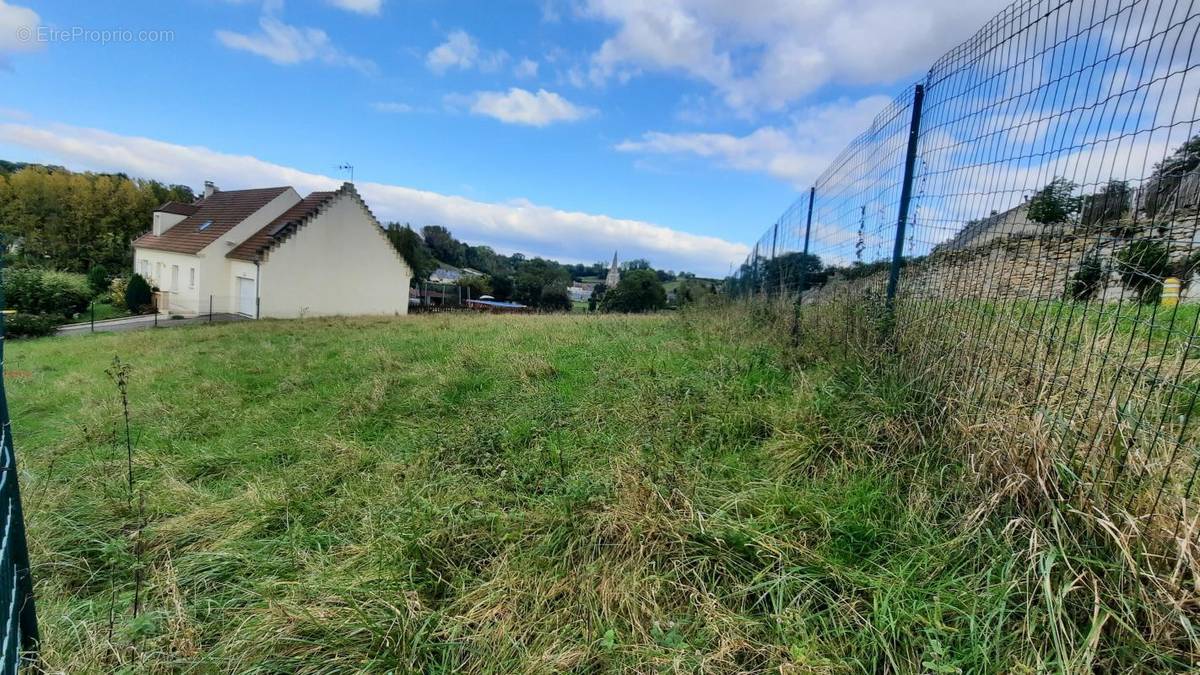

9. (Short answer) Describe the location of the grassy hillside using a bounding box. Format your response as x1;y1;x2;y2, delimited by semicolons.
6;312;1183;671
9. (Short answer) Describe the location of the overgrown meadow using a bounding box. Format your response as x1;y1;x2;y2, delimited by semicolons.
6;310;1188;672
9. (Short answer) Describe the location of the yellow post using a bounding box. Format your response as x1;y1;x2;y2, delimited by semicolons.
1162;276;1181;307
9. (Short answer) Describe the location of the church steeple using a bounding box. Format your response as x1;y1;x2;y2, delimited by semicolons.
605;251;620;288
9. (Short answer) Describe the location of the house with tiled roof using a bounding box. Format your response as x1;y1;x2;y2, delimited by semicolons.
133;181;411;318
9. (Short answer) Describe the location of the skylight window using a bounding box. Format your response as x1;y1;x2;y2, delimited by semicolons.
198;220;213;231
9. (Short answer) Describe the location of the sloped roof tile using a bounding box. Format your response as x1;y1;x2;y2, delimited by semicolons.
134;187;290;255
226;191;337;262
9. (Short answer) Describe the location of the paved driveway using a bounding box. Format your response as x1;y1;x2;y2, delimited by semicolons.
56;313;248;336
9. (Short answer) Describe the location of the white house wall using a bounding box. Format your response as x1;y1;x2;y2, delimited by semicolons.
134;188;300;316
202;188;300;314
131;249;202;315
258;194;411;318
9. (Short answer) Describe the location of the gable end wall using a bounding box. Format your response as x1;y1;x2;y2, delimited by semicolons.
257;192;412;318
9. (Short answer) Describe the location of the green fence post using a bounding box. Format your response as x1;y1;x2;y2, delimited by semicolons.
792;186;816;344
885;84;926;311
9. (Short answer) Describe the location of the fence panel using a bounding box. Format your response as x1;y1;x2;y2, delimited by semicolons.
733;0;1200;545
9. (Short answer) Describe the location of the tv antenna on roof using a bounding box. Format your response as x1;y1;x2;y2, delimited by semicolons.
337;163;355;183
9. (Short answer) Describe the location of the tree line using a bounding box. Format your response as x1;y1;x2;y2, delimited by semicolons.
0;160;709;321
0;162;194;272
385;222;711;312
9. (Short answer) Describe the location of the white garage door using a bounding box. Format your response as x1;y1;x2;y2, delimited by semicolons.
237;277;256;317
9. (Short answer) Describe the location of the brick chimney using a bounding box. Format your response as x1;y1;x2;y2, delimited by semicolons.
203;181;218;199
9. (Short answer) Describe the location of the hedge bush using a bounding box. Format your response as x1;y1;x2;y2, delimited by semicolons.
2;268;91;316
108;276;128;308
86;264;109;296
4;312;60;338
125;273;153;313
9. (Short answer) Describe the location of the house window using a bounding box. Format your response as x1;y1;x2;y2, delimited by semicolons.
156;263;164;285
138;260;149;277
171;265;180;292
189;268;195;289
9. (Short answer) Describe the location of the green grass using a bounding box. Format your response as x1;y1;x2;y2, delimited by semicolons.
7;311;1185;671
62;301;132;325
90;301;132;322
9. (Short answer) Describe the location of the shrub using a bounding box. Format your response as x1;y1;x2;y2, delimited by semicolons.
108;276;128;308
1027;177;1081;225
1066;255;1105;301
86;264;109;297
1115;240;1171;303
5;312;60;338
3;268;91;316
539;284;572;312
125;273;153;313
602;269;667;313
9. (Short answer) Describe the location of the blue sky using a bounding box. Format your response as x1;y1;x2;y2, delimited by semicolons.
0;0;1009;276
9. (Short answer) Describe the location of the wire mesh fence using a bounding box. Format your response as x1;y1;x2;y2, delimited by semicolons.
0;290;39;670
732;0;1200;547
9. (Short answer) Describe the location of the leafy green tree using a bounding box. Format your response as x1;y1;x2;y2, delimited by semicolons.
1027;177;1081;225
421;225;466;265
1115;240;1171;303
86;263;109;297
458;274;491;298
539;283;572;312
762;252;824;293
0;165;192;272
675;277;716;306
125;273;153;313
465;245;511;276
490;275;514;301
385;223;437;280
513;258;571;309
602;269;667;313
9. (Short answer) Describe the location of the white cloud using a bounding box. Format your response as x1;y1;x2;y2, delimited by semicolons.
371;101;413;113
617;95;892;188
514;57;539;79
467;88;593;127
0;121;747;276
216;16;374;73
583;0;1009;114
0;0;41;64
540;0;563;23
426;30;507;74
326;0;382;15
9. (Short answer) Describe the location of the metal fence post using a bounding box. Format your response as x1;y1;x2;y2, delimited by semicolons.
90;301;95;333
209;295;213;323
792;187;816;344
769;223;779;296
801;187;815;286
885;84;925;309
750;243;759;297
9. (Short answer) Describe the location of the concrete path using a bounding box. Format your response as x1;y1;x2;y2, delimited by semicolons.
56;313;248;336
